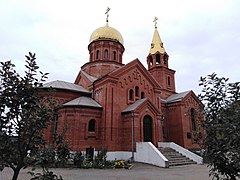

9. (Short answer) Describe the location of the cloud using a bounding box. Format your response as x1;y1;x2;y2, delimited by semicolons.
0;0;239;94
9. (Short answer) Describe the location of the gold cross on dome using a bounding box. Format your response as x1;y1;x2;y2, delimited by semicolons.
105;7;111;22
153;16;158;28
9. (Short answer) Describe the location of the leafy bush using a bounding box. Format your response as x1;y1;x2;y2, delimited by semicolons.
54;136;70;168
73;147;115;169
29;169;63;180
81;158;93;169
104;160;115;168
73;151;84;167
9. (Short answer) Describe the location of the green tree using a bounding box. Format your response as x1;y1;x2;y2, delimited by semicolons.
29;144;64;180
0;52;61;180
199;73;240;180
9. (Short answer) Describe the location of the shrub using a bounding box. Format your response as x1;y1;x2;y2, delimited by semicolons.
73;151;84;167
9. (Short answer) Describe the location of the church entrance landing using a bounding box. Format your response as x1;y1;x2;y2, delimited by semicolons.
143;115;153;142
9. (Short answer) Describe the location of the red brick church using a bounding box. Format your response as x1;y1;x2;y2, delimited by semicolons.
42;13;201;155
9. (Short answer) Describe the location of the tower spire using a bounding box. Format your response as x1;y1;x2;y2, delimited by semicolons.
149;17;166;54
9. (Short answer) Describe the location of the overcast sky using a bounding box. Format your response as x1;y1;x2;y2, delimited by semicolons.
0;0;239;94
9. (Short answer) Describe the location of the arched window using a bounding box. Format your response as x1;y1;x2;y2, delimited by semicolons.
156;54;160;64
164;55;167;64
104;49;108;59
141;92;145;99
88;119;96;132
135;86;139;97
96;50;100;59
149;56;153;65
113;51;116;60
167;76;171;87
191;108;196;131
129;89;134;101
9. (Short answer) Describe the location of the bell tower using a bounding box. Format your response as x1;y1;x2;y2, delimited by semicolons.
147;17;176;98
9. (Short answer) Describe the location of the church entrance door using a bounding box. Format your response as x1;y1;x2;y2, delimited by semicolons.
143;115;153;142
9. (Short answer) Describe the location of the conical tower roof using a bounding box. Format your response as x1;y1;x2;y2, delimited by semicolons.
149;22;166;54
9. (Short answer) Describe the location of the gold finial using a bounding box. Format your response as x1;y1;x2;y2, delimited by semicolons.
153;16;158;28
105;7;111;23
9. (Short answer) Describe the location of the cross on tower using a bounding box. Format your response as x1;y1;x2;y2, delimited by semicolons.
153;16;158;28
105;7;111;23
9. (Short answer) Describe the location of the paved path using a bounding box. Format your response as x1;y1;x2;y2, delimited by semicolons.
0;163;218;180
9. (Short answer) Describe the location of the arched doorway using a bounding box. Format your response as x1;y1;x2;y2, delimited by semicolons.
143;115;153;142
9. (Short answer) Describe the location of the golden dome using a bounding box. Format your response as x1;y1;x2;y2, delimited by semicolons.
89;23;124;45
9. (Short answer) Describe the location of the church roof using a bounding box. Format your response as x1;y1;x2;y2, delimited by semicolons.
165;90;191;103
160;98;167;103
63;96;102;108
42;80;90;93
122;98;147;113
81;70;97;82
149;27;166;54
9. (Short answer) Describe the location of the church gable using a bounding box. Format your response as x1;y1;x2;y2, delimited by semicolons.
181;91;202;109
164;90;201;107
91;59;162;109
110;58;161;89
117;68;155;99
165;91;190;104
111;59;161;106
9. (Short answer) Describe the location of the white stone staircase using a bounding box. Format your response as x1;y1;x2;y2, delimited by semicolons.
158;142;203;166
158;147;197;166
135;142;203;168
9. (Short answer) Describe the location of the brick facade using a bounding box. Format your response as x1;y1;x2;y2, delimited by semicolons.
42;23;202;152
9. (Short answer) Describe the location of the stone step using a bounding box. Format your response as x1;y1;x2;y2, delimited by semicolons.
169;161;197;166
168;158;194;163
166;156;189;160
158;147;175;152
163;153;184;156
158;147;196;166
164;153;186;157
